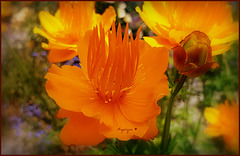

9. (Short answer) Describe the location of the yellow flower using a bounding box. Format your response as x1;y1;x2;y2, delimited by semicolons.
45;22;169;145
204;101;239;153
136;1;239;56
34;1;116;63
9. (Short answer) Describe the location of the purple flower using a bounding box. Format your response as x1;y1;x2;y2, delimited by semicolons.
23;104;42;118
41;51;47;56
34;130;45;138
28;132;32;138
63;56;81;68
32;52;40;57
46;125;52;130
74;62;81;68
9;116;22;136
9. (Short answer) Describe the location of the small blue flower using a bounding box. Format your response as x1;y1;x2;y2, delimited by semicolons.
34;130;45;138
32;52;40;57
41;51;47;56
28;132;32;138
9;116;22;136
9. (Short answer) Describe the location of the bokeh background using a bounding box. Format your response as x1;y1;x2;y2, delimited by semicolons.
1;1;239;155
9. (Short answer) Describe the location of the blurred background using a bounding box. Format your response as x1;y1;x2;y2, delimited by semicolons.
1;1;239;155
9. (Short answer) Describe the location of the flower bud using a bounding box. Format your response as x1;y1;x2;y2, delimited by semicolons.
173;31;218;78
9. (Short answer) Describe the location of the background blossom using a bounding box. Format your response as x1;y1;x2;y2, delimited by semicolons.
204;101;239;153
34;1;116;63
136;1;239;55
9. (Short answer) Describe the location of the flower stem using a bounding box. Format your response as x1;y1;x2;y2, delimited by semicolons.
160;74;187;154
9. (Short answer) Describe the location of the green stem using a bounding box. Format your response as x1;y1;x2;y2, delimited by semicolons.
165;71;174;87
161;75;187;154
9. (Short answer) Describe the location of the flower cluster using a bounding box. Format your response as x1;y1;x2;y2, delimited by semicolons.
136;1;238;77
9;116;23;136
23;104;43;118
34;1;239;148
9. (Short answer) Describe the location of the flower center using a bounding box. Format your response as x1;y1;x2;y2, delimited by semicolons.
87;23;141;103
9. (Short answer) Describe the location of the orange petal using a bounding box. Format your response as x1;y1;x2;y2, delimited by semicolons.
38;11;64;34
139;40;169;81
47;49;77;63
180;61;217;78
33;27;56;42
99;103;149;140
81;99;106;119
140;117;159;141
211;43;232;56
173;46;198;72
204;125;221;137
57;108;105;145
143;36;175;49
100;6;116;32
45;64;98;112
117;41;168;123
77;30;92;74
186;43;209;66
223;134;239;153
120;73;166;122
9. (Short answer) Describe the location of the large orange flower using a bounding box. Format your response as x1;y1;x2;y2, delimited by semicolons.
34;1;116;63
45;23;169;145
136;1;239;56
204;101;239;153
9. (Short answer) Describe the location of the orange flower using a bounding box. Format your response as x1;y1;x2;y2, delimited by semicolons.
173;31;218;78
34;1;116;63
204;101;239;153
45;22;169;145
136;1;239;56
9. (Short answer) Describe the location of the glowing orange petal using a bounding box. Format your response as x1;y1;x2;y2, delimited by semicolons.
57;108;105;145
173;46;198;72
120;66;168;123
45;64;98;112
143;36;175;49
139;40;169;81
81;99;106;119
119;96;160;123
100;6;116;32
99;103;149;140
47;49;77;63
181;62;217;78
140;117;159;140
38;11;64;34
77;30;93;74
